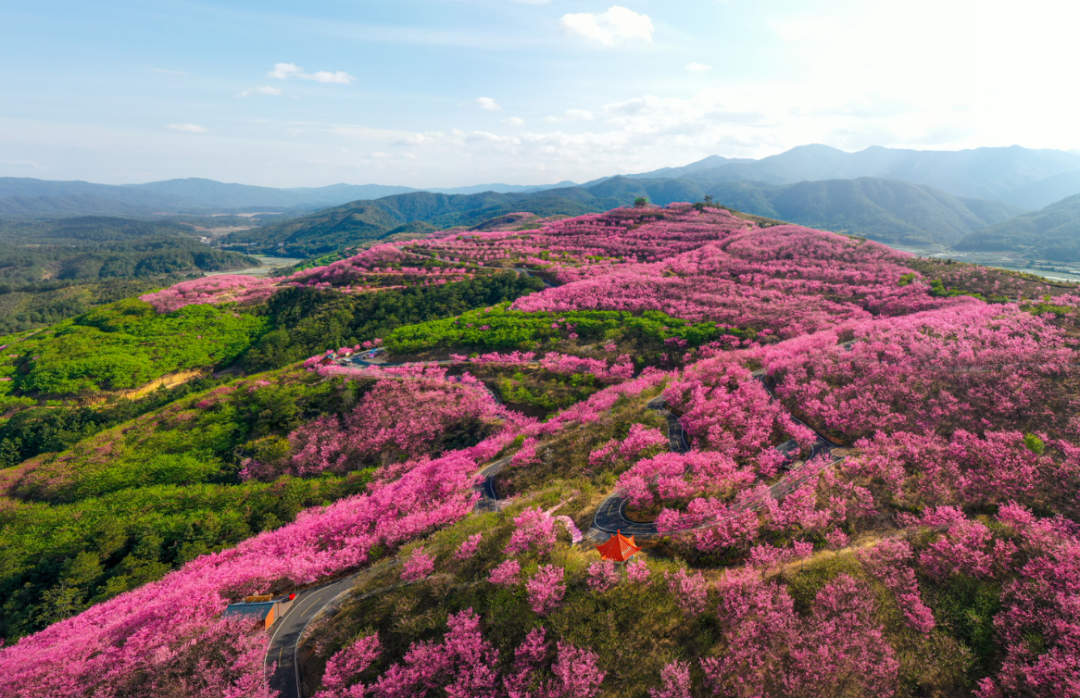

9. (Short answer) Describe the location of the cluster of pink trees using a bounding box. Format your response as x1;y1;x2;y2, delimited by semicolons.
140;274;278;312
242;366;523;481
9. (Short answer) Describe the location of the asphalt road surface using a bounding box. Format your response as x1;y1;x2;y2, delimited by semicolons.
266;574;359;698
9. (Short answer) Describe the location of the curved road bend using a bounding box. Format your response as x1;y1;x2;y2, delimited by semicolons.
266;455;510;698
475;456;512;511
266;574;363;698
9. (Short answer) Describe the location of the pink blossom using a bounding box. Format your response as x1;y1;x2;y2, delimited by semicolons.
586;560;620;592
504;507;557;557
665;568;709;616
455;532;483;561
526;565;565;615
488;559;521;587
626;557;651;584
401;547;435;582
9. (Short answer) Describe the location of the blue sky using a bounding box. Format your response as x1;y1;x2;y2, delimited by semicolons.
1;0;1077;187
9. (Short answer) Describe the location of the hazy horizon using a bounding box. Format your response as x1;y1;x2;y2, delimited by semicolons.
6;142;1080;192
4;0;1079;188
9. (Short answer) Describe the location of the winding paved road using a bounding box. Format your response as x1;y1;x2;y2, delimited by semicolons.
265;454;508;698
266;575;367;698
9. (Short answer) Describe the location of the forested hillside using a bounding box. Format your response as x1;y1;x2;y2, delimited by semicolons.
956;193;1080;260
2;203;1080;698
0;216;261;333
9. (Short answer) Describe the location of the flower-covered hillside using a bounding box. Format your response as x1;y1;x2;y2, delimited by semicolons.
4;203;1080;698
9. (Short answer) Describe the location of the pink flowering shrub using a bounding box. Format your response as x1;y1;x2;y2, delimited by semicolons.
504;507;558;557
760;303;1076;441
846;428;1055;511
526;565;566;615
977;527;1080;696
907;507;1015;580
859;539;936;634
626;557;651;584
488;559;522;587
455;532;483;561
284;371;514;479
665;359;815;469
586;560;621;592
545;642;606;698
370;609;501;697
650;661;691;698
315;634;381;698
747;540;814;570
401;547;435;582
665;568;709;615
617;450;756;510
704;571;898;696
589;423;669;472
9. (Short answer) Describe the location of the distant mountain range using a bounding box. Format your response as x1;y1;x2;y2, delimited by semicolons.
9;143;1080;262
6;144;1080;218
622;144;1080;207
219;175;1024;255
0;177;583;218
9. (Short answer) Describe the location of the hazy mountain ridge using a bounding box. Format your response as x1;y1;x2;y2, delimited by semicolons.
0;177;585;218
956;193;1080;260
636;144;1080;203
222;175;1030;253
8;144;1080;221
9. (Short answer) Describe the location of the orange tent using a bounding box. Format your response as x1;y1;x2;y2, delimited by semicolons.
596;530;641;561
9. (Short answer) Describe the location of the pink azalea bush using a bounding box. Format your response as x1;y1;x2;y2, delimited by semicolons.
526;565;566;615
455;532;483;560
315;634;381;698
401;547;435;582
271;369;515;479
504;507;558;557
586;560;620;592
488;559;521;587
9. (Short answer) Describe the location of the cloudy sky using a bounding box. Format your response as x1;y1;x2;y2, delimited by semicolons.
2;0;1077;187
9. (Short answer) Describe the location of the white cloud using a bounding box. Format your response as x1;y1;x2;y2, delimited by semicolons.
474;97;503;111
268;62;355;84
268;63;302;79
503;117;525;125
1;159;44;170
236;86;283;98
167;123;206;133
686;62;712;72
564;109;594;122
559;6;653;46
307;71;355;84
